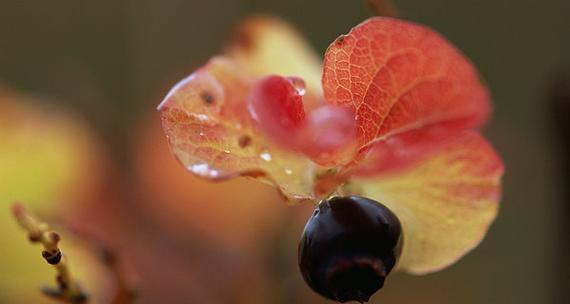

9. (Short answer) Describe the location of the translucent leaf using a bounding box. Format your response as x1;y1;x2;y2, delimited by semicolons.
158;57;315;201
134;114;287;249
249;75;307;141
249;75;357;166
228;16;323;102
322;17;491;170
350;132;503;274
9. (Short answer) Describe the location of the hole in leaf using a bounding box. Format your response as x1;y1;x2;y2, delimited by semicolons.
238;135;252;148
200;91;215;105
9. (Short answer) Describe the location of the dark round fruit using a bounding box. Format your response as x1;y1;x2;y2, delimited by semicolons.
298;195;402;303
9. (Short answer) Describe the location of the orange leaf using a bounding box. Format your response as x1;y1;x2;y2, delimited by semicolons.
322;17;491;169
351;131;503;274
158;57;315;201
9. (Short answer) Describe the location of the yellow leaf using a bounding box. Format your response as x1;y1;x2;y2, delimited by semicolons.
227;16;322;94
351;132;503;274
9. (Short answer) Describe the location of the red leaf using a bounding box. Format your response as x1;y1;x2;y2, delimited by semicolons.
249;75;307;144
249;75;358;167
300;104;357;165
322;17;491;170
352;121;465;176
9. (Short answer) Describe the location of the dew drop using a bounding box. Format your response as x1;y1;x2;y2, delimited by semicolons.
196;114;210;122
259;151;272;162
238;135;252;148
287;76;306;96
284;168;293;175
188;163;219;178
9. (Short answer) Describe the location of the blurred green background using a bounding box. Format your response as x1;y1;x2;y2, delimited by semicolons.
1;0;569;303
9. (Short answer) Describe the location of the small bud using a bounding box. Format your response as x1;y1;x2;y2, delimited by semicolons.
49;232;61;243
42;250;63;265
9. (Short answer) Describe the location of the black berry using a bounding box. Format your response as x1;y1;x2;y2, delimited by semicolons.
298;196;402;303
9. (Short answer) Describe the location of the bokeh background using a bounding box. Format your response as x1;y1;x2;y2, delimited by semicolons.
1;0;569;303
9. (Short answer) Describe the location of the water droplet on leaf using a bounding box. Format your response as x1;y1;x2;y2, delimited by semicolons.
286;76;306;96
259;151;272;162
196;114;210;122
188;163;219;178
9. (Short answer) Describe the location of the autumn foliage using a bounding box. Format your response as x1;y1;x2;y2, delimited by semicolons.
158;16;504;275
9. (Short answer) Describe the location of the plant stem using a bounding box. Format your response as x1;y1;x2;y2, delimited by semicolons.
367;0;397;17
12;203;88;304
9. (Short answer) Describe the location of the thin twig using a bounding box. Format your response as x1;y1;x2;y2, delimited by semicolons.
12;203;88;304
102;247;136;304
62;219;137;304
367;0;398;17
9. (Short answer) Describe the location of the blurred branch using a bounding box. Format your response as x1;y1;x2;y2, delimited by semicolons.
549;71;570;304
12;203;88;304
366;0;398;17
63;220;136;304
103;246;136;304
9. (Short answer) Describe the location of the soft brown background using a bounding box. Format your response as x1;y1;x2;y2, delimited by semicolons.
1;0;569;303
